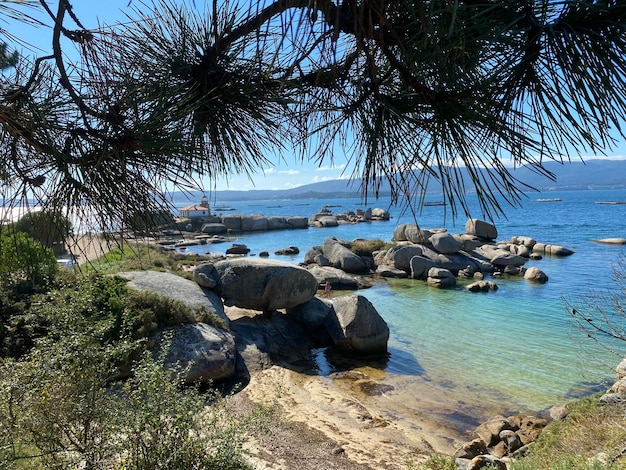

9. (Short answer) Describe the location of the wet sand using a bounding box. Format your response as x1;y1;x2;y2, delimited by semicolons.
240;365;505;469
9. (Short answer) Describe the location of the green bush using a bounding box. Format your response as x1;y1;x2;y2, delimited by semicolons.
12;210;73;256
0;229;58;292
0;341;261;469
348;239;393;257
37;274;225;346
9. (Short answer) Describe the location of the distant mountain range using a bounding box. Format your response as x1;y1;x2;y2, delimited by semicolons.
177;159;626;202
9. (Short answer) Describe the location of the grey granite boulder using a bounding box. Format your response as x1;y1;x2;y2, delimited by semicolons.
371;208;390;220
274;245;300;255
307;265;359;289
241;215;269;232
593;237;626;245
324;295;389;355
213;258;318;311
376;265;409;278
119;270;228;326
524;267;549;283
384;244;424;272
323;237;369;273
221;214;242;231
532;243;574;256
427;267;456;288
287;296;333;328
409;255;437;279
466;219;498;240
226;243;251;255
392;224;432;243
430;232;462;254
511;235;537;248
153;323;236;384
285;216;309;229
474;245;527;267
201;223;227;235
309;213;339;227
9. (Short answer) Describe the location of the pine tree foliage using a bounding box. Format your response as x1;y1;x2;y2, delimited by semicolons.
1;0;625;225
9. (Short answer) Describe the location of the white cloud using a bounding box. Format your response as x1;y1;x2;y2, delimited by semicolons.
277;169;300;175
316;163;346;172
310;175;336;183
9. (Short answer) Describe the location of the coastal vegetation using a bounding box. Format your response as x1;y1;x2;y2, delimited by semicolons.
0;241;266;468
417;394;626;469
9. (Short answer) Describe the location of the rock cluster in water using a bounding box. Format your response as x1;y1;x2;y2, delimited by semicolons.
301;218;573;292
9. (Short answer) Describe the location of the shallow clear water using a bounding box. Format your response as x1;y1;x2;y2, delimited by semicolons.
176;189;626;413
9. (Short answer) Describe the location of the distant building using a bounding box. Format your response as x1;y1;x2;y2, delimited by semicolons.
179;196;211;218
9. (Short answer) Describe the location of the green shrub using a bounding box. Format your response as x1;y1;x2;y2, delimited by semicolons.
0;340;261;469
12;210;73;256
348;239;393;257
0;229;58;292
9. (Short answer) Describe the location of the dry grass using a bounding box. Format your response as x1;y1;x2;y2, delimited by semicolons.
509;394;626;470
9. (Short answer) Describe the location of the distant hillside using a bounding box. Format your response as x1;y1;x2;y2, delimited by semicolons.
173;159;626;203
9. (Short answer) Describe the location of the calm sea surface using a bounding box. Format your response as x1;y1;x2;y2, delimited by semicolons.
175;189;626;415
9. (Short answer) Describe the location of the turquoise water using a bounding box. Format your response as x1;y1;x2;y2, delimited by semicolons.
175;189;626;413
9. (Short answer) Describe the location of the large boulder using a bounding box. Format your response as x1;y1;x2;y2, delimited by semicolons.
474;245;526;267
274;245;300;255
286;216;309;229
593;237;626;245
152;323;236;384
524;267;549;283
267;216;290;230
384;244;424;272
427;267;456;288
226;243;251;255
307;265;360;289
421;246;486;274
201;223;227;235
466;219;498;240
119;270;228;326
511;236;537;249
430;232;462;254
212;258;318;311
241;215;269;232
409;255;437;279
324;295;389;355
323;237;369;273
287;296;333;328
221;214;242;231
376;265;409;278
371;208;391;220
392;224;432;243
532;243;574;257
453;233;484;252
309;213;339;227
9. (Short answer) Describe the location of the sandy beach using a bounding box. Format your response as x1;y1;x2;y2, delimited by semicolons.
237;364;501;469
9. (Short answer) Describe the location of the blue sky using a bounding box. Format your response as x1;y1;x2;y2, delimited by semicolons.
3;1;626;191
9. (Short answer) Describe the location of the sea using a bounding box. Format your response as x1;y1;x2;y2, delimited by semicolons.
171;188;626;418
